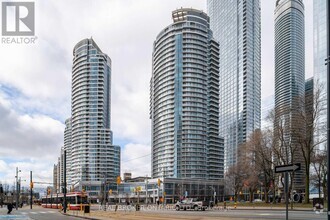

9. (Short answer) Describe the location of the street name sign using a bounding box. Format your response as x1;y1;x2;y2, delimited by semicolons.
275;163;301;173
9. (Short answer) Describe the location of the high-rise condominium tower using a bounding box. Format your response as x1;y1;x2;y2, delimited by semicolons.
68;38;120;189
274;0;305;190
150;8;224;180
314;0;328;149
63;118;72;187
207;0;261;170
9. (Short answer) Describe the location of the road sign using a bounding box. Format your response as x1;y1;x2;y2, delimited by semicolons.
275;163;301;173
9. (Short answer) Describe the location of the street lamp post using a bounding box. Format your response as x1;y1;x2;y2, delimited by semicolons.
326;1;330;220
18;177;26;208
145;175;148;205
209;186;216;206
103;174;106;211
162;170;166;207
15;167;21;210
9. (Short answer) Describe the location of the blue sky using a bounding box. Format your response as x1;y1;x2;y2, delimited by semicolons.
0;0;314;186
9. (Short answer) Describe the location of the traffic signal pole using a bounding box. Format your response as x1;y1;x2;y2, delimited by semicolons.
30;171;32;209
327;0;330;219
103;174;106;211
16;167;18;210
63;150;67;213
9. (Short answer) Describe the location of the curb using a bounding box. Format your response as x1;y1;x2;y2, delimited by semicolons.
233;208;314;212
62;212;100;220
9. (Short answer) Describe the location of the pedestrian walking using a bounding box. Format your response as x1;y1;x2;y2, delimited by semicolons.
7;203;13;214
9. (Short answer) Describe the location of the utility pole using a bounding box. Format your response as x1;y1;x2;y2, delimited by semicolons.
18;177;21;208
285;172;289;220
15;167;20;210
63;150;67;214
163;170;165;207
145;175;148;205
30;171;33;209
103;174;106;211
327;0;330;219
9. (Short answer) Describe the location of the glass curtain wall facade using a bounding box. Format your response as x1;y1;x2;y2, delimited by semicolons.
207;0;261;171
313;0;328;151
274;0;305;190
68;38;120;185
150;8;224;180
64;118;72;187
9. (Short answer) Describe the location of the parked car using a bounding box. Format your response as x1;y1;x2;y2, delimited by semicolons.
175;198;208;211
253;199;262;203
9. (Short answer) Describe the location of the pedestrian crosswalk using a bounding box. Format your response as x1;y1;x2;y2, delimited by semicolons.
0;215;31;219
0;210;56;219
20;211;56;215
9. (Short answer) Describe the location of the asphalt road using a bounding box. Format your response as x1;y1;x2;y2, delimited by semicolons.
0;206;80;220
159;209;327;220
90;205;328;220
0;205;328;220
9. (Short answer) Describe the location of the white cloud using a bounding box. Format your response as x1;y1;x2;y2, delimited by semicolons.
121;143;151;177
0;102;64;160
0;159;54;188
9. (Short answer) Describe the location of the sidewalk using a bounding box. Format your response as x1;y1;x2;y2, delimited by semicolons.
232;206;314;211
0;206;8;215
58;202;322;220
62;210;248;220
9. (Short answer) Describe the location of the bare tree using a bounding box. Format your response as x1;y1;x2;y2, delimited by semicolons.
226;163;245;202
247;129;275;203
311;150;327;200
269;99;308;204
225;142;256;203
237;141;259;202
293;81;327;203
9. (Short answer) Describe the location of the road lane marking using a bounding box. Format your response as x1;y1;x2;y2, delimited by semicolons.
0;215;31;219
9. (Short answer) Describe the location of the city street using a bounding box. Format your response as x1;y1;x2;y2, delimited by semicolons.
144;209;327;220
0;206;80;220
0;205;328;220
72;205;328;220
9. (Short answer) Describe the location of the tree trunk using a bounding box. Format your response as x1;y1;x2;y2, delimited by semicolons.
249;189;253;202
265;186;269;203
322;184;327;202
273;184;276;204
318;177;321;199
304;170;310;203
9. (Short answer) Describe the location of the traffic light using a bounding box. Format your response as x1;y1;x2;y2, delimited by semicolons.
109;189;112;195
47;188;51;195
116;176;121;185
30;182;33;189
157;179;161;187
